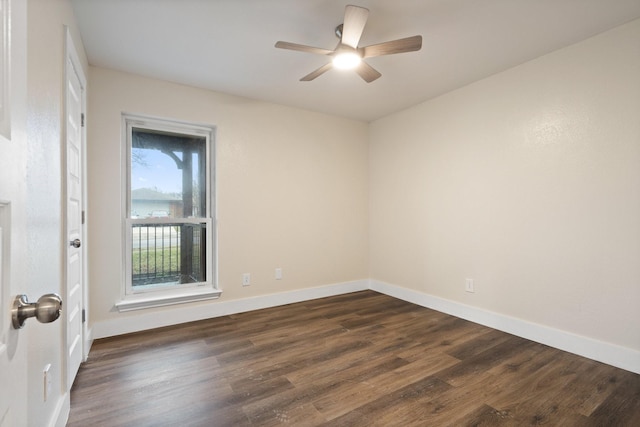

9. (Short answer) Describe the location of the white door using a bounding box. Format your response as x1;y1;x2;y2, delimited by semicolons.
0;1;28;425
65;29;86;390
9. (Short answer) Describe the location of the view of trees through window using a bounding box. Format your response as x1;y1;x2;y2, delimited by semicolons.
129;127;208;289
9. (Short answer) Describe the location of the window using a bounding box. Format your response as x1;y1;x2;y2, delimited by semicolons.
118;114;219;311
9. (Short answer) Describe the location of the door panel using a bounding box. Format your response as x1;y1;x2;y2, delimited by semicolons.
0;0;27;423
65;51;84;388
0;202;20;427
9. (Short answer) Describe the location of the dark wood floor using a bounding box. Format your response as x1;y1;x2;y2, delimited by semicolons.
68;291;640;426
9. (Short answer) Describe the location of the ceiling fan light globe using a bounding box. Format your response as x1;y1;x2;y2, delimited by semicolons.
332;52;361;70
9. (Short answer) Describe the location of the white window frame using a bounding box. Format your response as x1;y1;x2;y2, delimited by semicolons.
116;113;220;312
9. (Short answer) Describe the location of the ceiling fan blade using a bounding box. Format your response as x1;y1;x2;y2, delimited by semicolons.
341;5;369;48
362;35;423;58
354;61;381;83
275;41;333;56
300;63;333;81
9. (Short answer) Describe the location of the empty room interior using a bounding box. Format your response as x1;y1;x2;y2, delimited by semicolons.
2;0;640;426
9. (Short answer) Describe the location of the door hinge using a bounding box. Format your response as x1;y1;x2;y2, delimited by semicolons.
82;309;86;323
82;210;85;224
81;113;85;128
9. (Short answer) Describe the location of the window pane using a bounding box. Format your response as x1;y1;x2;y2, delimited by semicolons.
131;222;207;288
131;128;206;219
127;123;210;292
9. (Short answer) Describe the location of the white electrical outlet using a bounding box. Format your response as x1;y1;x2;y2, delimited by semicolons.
275;268;282;280
465;278;475;293
242;273;251;286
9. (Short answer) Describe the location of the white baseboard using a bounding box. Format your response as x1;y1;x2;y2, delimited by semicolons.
370;280;640;375
92;279;369;339
51;391;70;427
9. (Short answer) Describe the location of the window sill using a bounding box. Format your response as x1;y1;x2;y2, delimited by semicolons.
115;288;222;312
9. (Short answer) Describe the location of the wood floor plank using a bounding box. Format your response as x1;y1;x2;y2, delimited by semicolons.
285;344;408;386
435;334;535;387
586;370;640;426
445;328;515;361
68;291;640;426
312;351;460;421
323;375;453;426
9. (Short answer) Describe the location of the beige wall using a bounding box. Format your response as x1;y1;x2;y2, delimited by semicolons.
370;19;640;352
26;0;88;425
87;68;369;329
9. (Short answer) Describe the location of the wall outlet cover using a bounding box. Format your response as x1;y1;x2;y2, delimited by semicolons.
465;278;475;293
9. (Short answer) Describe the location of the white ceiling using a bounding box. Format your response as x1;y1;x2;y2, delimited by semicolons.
71;0;640;122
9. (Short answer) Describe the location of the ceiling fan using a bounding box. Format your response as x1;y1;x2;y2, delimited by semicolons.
275;5;422;83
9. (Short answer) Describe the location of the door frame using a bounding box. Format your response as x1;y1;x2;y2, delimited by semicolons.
63;27;89;390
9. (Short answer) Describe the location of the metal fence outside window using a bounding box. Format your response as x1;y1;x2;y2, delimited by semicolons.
131;223;206;287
